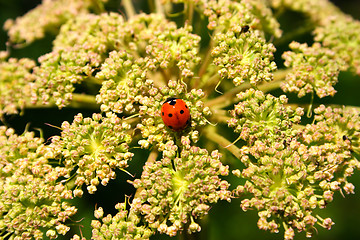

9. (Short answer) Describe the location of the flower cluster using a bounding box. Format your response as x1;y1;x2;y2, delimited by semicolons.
50;112;133;194
1;0;360;239
269;0;341;23
230;100;360;239
281;42;341;98
0;57;36;117
314;15;360;75
96;50;147;114
95;13;201;113
301;105;360;192
270;0;360;76
204;0;278;86
232;138;336;239
89;203;153;240
0;126;76;239
204;0;282;38
212;30;277;86
4;0;107;46
32;12;125;108
136;81;210;148
228;89;303;145
131;139;231;236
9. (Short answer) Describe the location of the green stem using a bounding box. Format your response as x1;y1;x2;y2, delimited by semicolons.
122;0;136;19
70;93;99;109
306;92;314;118
205;82;251;109
90;0;106;14
23;102;57;109
85;75;103;85
199;70;221;93
273;21;315;46
205;75;285;110
204;126;242;160
258;78;283;92
196;32;217;86
208;109;231;124
273;69;290;82
133;149;158;199
186;1;194;26
154;0;164;16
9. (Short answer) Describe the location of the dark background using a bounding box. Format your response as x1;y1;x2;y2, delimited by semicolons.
0;0;360;239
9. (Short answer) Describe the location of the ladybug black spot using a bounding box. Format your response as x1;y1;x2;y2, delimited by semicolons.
180;110;184;114
168;113;173;117
162;112;164;116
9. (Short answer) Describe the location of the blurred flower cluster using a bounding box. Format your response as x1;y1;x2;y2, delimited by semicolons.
1;0;360;239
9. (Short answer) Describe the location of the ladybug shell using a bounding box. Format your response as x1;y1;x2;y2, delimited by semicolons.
161;98;191;131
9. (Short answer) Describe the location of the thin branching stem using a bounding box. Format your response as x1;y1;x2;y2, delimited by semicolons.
204;126;242;160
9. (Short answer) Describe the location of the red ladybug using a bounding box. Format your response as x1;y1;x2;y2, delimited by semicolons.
161;98;191;131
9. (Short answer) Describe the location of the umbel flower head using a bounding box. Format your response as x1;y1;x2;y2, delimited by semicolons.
32;12;126;108
314;15;360;75
228;89;303;145
135;80;210;148
269;0;341;23
32;12;202;109
2;0;360;239
90;202;153;240
232;136;339;239
3;0;107;46
212;30;277;86
231;102;360;239
0;56;36;117
281;42;342;98
204;0;282;38
50;112;133;194
0;126;76;239
205;0;278;86
131;139;231;236
301;105;360;193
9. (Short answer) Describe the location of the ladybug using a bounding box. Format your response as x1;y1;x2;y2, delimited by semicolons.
161;98;191;131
